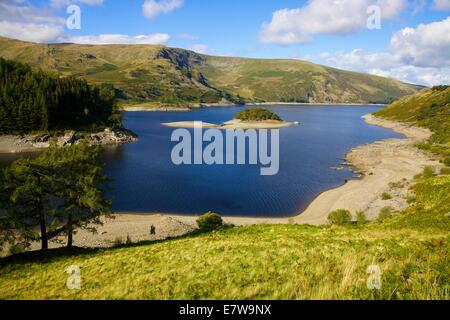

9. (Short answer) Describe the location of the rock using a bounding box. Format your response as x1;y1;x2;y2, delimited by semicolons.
14;128;138;150
87;129;138;145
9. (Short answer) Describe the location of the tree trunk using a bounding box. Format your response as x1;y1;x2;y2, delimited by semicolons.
67;212;73;248
39;213;48;250
37;175;48;250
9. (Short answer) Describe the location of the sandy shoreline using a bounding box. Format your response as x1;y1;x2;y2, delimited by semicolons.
24;113;440;250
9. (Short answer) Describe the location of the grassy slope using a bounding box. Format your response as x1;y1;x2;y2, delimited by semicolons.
375;86;450;160
0;169;448;299
202;56;422;104
0;36;422;105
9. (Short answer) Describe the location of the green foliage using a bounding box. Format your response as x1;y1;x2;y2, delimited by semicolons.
327;209;352;225
444;157;450;167
0;58;122;134
431;85;450;91
356;211;367;225
381;192;392;200
234;108;282;121
0;142;111;250
375;87;450;161
423;166;436;179
440;167;450;175
378;207;393;222
196;212;223;232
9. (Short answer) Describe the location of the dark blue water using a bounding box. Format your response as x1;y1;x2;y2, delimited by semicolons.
101;105;402;217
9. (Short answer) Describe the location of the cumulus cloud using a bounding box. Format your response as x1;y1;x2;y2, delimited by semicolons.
188;44;212;54
317;18;450;86
0;0;170;45
433;0;450;10
260;0;406;45
391;17;450;67
142;0;183;19
0;0;66;42
50;0;104;7
0;21;66;43
70;33;170;45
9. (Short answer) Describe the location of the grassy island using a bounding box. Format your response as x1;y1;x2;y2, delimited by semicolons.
233;108;282;122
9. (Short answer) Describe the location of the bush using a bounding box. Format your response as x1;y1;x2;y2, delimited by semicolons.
440;167;450;175
444;157;450;167
422;166;436;178
356;211;367;225
378;207;393;222
8;243;26;256
327;209;352;226
381;192;392;200
197;212;223;231
234;108;282;122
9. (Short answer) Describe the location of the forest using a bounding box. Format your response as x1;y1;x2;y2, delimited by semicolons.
0;58;122;134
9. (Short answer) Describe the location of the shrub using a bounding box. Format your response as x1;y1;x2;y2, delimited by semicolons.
113;236;123;247
378;207;393;222
8;243;26;256
197;212;223;231
356;211;367;225
327;209;352;226
381;192;392;200
444;157;450;167
440;167;450;175
422;166;436;178
234;108;282;122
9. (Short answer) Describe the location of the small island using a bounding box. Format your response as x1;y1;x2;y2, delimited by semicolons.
162;108;299;129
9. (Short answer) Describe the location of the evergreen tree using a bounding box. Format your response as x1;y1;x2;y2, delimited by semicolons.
0;142;112;251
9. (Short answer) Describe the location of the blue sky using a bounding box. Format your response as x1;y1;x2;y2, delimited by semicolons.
1;0;449;85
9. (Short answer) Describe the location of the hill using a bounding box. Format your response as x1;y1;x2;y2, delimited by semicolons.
0;37;423;106
375;86;450;163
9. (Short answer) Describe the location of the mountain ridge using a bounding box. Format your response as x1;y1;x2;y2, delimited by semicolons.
0;36;424;106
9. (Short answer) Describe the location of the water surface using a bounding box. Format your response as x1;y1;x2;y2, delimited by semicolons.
101;105;402;217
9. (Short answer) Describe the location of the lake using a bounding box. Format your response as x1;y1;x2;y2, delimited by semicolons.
100;105;402;217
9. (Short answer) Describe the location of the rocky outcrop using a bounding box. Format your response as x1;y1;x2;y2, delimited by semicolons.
17;129;138;150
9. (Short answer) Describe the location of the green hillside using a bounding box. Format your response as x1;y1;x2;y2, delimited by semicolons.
0;37;422;107
375;86;450;162
0;197;448;300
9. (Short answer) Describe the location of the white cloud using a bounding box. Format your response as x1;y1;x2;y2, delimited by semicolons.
69;33;170;45
317;18;450;86
391;17;450;67
433;0;450;10
0;0;170;45
260;0;406;45
142;0;183;19
50;0;104;7
0;21;66;43
188;44;212;54
0;0;66;42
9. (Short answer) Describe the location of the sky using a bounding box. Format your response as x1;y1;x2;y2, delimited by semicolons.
0;0;449;86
